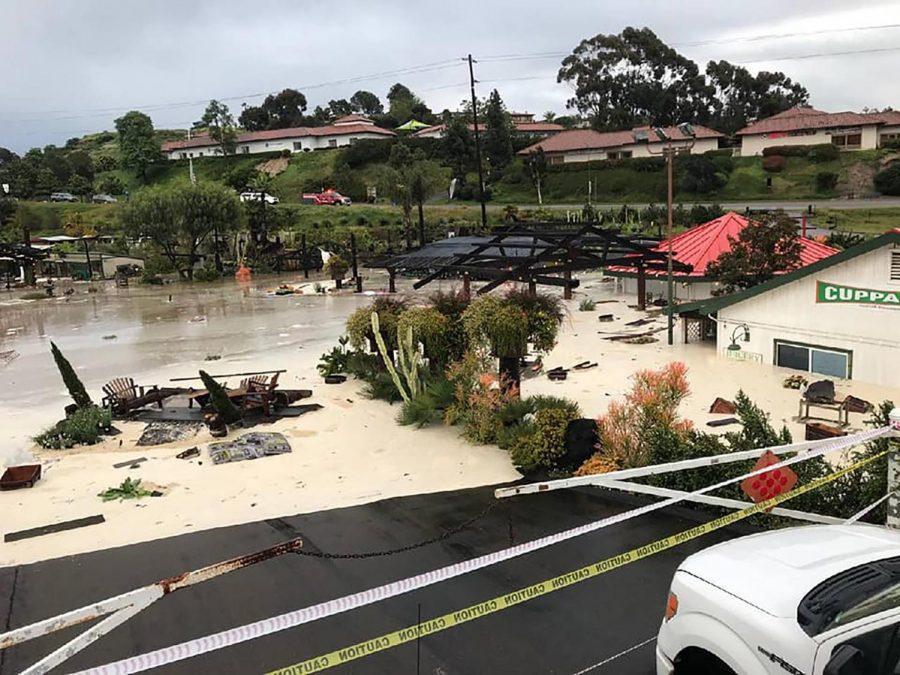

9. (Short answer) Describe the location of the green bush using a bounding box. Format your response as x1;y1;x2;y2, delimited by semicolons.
346;297;408;351
882;139;900;150
676;155;726;194
578;298;596;311
463;295;529;358
362;372;404;402
34;405;112;449
546;156;664;173
397;307;450;364
199;370;241;423
193;263;221;282
874;163;900;196
815;171;839;192
509;407;578;473
762;155;786;172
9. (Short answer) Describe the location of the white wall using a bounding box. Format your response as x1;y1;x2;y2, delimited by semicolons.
620;276;718;302
739;125;881;156
560;137;720;163
166;131;390;160
716;244;900;386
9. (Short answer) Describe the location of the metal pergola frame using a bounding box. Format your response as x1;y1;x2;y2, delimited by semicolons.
379;221;692;294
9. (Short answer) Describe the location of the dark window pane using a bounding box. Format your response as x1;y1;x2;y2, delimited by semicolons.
811;350;848;378
777;343;809;371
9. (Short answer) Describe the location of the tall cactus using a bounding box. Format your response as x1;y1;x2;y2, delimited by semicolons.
397;325;424;399
372;312;410;403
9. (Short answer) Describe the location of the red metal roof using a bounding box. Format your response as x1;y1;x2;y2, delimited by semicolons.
607;212;838;279
162;122;394;151
332;114;375;125
517;124;723;155
736;107;900;136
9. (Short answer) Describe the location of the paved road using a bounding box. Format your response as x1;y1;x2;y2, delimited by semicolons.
0;486;759;675
484;198;900;211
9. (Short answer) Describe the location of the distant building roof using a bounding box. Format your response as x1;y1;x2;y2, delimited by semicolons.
412;120;565;138
737;107;900;136
606;211;838;279
517;124;723;155
161;121;394;151
332;114;375;125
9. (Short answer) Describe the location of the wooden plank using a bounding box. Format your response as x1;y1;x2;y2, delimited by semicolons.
5;515;106;543
113;457;147;469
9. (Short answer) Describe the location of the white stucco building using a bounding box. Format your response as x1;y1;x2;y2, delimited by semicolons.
161;115;395;160
737;107;900;156
517;124;723;164
672;229;900;387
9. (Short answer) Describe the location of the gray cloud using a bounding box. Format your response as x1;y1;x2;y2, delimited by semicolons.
1;0;898;152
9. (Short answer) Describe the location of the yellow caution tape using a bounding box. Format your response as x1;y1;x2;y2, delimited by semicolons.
267;450;887;674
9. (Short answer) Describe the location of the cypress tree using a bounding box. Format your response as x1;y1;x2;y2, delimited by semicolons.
199;370;241;424
50;342;93;408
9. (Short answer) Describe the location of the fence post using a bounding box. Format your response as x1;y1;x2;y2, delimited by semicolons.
301;234;309;279
888;409;900;528
350;232;362;293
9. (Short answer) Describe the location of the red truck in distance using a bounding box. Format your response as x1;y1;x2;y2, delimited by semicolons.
301;189;352;206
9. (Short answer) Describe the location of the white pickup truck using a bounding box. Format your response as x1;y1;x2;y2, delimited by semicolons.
656;524;900;675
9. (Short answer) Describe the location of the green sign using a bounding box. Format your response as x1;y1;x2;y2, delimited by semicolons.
816;280;900;305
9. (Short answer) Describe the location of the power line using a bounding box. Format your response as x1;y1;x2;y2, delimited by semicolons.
675;22;900;47
740;45;900;63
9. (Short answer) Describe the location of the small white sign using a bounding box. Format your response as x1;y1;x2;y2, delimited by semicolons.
724;349;762;363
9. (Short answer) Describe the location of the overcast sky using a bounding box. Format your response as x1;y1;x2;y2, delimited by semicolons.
2;0;899;153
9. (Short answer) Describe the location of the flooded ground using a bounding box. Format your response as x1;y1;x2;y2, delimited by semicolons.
0;273;391;465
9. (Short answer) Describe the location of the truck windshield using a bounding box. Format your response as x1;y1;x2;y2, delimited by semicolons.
798;557;900;636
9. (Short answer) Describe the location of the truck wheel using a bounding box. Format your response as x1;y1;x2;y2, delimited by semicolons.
674;648;736;675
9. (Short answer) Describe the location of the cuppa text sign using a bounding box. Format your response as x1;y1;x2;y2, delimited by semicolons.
816;280;900;305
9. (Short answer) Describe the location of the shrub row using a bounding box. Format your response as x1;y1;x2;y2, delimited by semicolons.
761;143;840;162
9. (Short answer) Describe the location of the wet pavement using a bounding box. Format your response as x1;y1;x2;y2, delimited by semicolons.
0;485;755;675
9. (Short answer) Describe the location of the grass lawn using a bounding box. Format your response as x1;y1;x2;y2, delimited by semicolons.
818;207;900;235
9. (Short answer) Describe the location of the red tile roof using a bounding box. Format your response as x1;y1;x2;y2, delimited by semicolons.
606;212;838;279
517;124;723;155
161;123;394;151
412;120;566;137
333;114;375;125
737;107;900;136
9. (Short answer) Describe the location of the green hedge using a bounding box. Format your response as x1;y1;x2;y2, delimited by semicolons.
546;156;664;173
761;143;839;161
874;164;900;196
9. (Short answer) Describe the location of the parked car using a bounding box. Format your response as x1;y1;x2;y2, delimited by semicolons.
50;192;77;202
91;193;118;204
239;191;279;205
301;189;351;206
656;524;900;675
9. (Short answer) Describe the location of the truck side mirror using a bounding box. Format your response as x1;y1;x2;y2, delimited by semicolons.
824;644;865;675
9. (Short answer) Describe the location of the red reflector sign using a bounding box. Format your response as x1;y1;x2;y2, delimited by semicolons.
741;451;798;508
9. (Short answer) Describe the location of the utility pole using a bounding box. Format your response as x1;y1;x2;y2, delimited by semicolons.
187;128;196;186
467;54;487;230
647;125;695;346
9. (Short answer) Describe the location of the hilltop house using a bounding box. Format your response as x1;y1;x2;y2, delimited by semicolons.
605;211;838;304
517;124;723;164
671;229;900;387
161;115;395;160
737;107;900;156
412;112;564;140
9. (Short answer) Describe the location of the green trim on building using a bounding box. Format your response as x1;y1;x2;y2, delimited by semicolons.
669;230;900;316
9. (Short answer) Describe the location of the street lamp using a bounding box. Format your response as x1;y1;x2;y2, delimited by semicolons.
646;122;696;345
727;324;751;351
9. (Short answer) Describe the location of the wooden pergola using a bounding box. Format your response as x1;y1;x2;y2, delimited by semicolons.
377;221;691;304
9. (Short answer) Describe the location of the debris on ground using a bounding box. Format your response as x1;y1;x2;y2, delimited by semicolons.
5;515;105;543
324;374;347;384
98;477;153;501
102;334;117;340
806;421;848;440
176;447;200;460
805;380;836;403
1;464;41;490
782;374;808;389
204;412;228;437
598;314;614;322
136;421;201;446
623;335;658;345
707;417;740;427
113;457;147;469
708;397;737;414
209;432;292;465
0;349;19;366
843;395;873;414
625;318;655;327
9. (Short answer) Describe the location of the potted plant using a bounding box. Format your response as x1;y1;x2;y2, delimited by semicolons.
324;254;349;289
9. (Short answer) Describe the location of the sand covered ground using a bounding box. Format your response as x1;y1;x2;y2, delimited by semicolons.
2;274;898;566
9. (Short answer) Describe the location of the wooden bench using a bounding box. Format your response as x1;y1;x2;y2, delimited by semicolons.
102;378;168;415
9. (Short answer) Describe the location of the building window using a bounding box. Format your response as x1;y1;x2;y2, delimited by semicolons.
241;146;250;154
548;154;564;165
293;142;302;151
328;139;338;148
891;249;900;281
199;152;204;157
179;153;187;159
831;133;862;149
774;340;851;379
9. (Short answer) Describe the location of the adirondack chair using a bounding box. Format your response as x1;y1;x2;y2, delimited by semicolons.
101;378;164;414
240;372;281;417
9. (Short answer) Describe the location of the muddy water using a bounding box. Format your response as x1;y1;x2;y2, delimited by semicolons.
0;274;391;465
